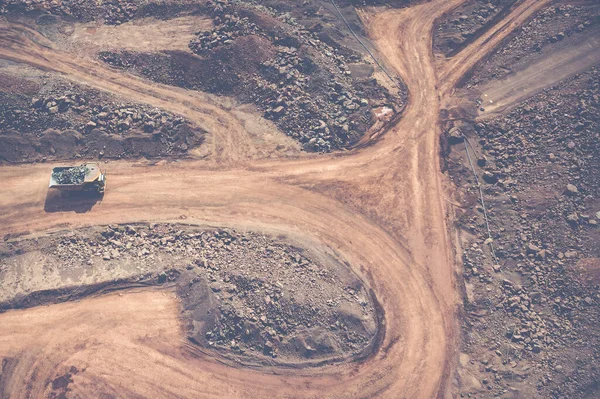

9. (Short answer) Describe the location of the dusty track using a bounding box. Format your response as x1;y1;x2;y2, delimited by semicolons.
0;0;539;397
478;33;600;116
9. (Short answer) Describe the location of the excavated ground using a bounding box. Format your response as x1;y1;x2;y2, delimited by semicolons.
443;4;600;398
0;71;205;163
1;0;405;156
0;223;380;367
1;0;599;397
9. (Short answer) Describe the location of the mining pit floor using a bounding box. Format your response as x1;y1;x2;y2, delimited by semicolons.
0;0;599;398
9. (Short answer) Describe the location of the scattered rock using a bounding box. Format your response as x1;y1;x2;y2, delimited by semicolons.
565;183;578;195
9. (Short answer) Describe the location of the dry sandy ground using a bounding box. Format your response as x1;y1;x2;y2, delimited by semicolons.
0;0;565;397
66;15;213;53
479;33;600;115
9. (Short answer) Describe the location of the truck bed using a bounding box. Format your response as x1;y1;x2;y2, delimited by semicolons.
49;164;101;188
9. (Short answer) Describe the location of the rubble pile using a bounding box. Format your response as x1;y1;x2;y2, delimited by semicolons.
6;224;378;365
99;0;403;152
98;0;138;25
447;67;600;397
0;83;205;162
466;4;600;87
185;0;401;151
188;4;261;54
185;230;375;360
246;51;372;151
1;0;140;25
51;165;89;185
434;0;518;55
30;92;187;135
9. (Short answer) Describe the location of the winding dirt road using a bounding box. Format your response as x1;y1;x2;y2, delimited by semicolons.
0;0;540;397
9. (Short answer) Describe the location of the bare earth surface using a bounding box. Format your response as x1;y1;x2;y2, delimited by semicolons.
66;15;214;53
0;0;590;398
478;33;600;116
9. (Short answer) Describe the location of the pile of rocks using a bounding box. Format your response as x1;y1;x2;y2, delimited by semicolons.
30;91;186;135
0;90;70;136
99;0;138;25
185;0;400;151
435;0;518;55
31;94;83;115
41;224;378;364
0;82;205;162
249;48;372;151
0;0;139;25
51;165;89;185
0;0;72;16
189;4;261;54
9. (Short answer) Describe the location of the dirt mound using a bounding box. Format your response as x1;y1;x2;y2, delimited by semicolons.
0;224;381;367
0;78;205;163
98;0;402;152
99;34;275;96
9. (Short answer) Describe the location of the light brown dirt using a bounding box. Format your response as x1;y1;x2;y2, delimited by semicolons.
478;33;600;116
0;0;541;397
66;15;213;53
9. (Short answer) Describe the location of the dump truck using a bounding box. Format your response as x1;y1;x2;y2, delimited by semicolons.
49;163;106;194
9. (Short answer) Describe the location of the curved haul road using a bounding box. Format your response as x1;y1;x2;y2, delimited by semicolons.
0;0;540;397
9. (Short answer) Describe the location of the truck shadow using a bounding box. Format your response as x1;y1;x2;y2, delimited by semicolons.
44;190;103;213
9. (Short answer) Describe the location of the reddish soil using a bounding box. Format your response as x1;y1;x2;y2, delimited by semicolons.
0;0;597;398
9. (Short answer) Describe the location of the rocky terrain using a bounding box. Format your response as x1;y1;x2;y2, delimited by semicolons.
0;0;598;397
0;224;379;366
0;0;419;22
0;75;204;163
465;3;600;88
98;0;404;152
434;0;518;56
446;59;600;399
1;0;405;155
0;0;191;25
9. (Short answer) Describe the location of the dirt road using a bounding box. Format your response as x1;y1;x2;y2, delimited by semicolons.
478;33;600;115
0;0;537;397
